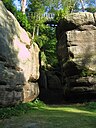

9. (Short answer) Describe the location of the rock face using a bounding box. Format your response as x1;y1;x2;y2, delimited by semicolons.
56;12;96;101
0;1;39;106
39;70;63;104
56;12;96;70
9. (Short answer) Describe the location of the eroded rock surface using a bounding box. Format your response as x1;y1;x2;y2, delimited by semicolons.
56;12;96;101
56;12;96;70
0;1;39;106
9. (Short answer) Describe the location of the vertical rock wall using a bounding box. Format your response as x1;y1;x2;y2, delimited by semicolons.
56;12;96;70
0;1;40;106
56;12;96;101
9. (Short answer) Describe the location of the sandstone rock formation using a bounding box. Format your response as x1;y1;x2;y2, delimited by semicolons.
0;1;40;106
56;12;96;70
56;12;96;101
39;70;63;104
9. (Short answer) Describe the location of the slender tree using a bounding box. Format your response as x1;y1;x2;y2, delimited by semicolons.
21;0;26;14
80;0;85;11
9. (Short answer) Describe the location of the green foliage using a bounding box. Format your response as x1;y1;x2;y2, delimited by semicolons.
32;98;46;108
3;0;17;14
15;11;31;32
84;102;96;110
54;9;70;22
27;0;45;13
85;7;96;13
80;67;96;77
0;99;46;119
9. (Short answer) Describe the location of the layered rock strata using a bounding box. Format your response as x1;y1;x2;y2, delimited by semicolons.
0;1;40;106
56;12;96;101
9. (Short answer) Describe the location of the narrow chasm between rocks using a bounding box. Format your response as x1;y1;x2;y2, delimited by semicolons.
38;12;96;104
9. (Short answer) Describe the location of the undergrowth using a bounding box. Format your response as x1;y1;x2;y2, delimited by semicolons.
84;102;96;110
0;100;96;120
0;99;46;119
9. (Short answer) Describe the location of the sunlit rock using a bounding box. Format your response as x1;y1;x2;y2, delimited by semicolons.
56;12;96;71
0;1;40;106
56;12;96;102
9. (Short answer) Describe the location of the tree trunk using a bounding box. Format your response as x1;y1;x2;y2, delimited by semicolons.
21;0;26;14
36;25;39;36
80;0;85;12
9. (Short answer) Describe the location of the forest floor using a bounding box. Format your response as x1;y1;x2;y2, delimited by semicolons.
0;103;96;128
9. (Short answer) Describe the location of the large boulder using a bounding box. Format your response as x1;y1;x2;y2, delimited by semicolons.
0;1;40;106
56;12;96;101
56;12;96;70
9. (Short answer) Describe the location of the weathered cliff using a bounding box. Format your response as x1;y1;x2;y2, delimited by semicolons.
56;12;96;101
0;1;40;106
57;12;96;70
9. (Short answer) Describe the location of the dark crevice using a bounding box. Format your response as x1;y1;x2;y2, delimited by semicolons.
0;55;6;62
0;81;7;85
